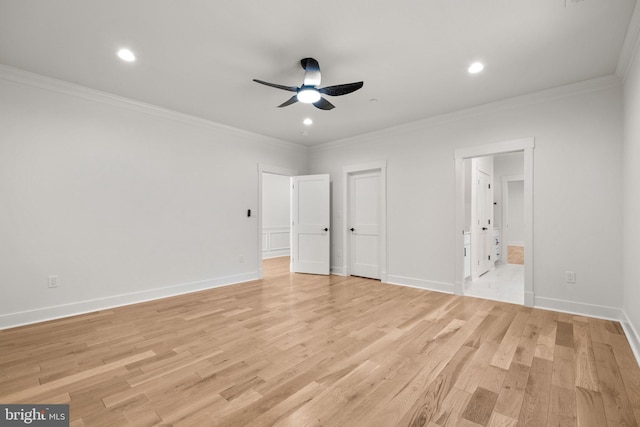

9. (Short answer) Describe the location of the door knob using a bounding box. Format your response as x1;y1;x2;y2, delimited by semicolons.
323;228;329;232
482;227;488;231
350;228;355;232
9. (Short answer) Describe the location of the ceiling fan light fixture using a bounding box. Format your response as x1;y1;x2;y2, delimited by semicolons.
297;88;321;104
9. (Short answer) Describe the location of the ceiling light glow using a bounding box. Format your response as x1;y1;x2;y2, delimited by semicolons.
303;118;313;125
297;88;321;104
468;62;484;74
117;48;136;62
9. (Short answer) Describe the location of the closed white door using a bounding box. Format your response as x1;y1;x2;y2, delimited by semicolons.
348;171;380;279
477;171;493;275
291;174;330;275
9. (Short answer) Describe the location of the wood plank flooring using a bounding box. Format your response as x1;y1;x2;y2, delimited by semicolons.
507;246;524;265
1;256;639;426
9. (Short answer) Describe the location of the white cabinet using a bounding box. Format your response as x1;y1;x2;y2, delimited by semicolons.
493;229;501;262
464;233;471;279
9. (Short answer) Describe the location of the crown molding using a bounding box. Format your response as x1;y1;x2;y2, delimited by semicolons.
617;1;640;82
311;74;621;152
0;64;308;154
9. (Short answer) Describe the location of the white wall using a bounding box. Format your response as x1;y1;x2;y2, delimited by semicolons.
507;180;525;244
261;173;291;258
0;70;307;328
622;35;640;357
309;77;623;316
493;152;524;229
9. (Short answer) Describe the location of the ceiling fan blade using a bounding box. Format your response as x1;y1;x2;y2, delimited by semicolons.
253;79;298;92
277;95;299;108
301;57;321;87
313;97;335;110
319;81;364;96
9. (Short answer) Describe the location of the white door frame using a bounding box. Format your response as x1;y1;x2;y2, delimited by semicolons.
257;163;298;279
454;137;534;306
501;175;524;264
343;161;387;281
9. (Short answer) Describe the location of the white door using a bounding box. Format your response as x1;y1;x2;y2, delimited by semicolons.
348;171;380;279
291;174;330;275
477;171;493;275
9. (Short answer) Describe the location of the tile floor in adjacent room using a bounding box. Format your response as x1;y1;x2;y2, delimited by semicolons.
464;263;525;305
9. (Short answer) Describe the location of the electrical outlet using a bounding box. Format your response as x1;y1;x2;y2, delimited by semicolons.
565;271;576;284
48;275;58;288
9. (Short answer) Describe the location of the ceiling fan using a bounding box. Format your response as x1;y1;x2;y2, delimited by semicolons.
253;58;364;110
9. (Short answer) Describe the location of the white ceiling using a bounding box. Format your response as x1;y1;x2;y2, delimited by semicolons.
0;0;636;146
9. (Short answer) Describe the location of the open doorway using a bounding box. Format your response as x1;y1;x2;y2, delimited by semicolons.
460;152;525;304
257;164;297;279
258;164;331;278
454;138;534;307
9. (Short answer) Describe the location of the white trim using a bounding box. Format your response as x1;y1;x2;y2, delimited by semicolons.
454;138;534;159
534;297;623;322
621;311;640;368
454;137;534;307
342;161;388;281
257;164;298;278
385;275;455;294
343;160;388;174
617;1;640;81
0;64;307;153
311;75;619;153
330;266;347;276
524;292;535;307
262;251;290;259
507;241;525;247
0;272;258;331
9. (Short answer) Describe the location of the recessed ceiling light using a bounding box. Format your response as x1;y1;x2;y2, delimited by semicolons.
468;62;484;74
117;48;136;62
303;118;313;126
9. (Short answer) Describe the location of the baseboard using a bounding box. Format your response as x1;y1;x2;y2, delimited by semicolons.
262;250;290;259
330;266;346;276
385;275;455;294
534;296;623;321
621;310;640;368
0;272;258;331
524;291;535;307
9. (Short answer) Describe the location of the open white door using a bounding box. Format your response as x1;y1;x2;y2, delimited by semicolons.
292;174;330;275
477;170;493;276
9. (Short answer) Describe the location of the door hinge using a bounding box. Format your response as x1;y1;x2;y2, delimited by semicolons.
488;219;491;225
488;183;491;189
488;255;491;260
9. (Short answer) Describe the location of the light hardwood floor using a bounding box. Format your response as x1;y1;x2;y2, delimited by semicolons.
508;246;524;265
1;256;639;426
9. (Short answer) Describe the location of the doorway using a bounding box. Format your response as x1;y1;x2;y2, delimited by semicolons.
258;164;331;278
257;164;297;279
343;161;387;281
503;176;525;266
454;138;534;306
